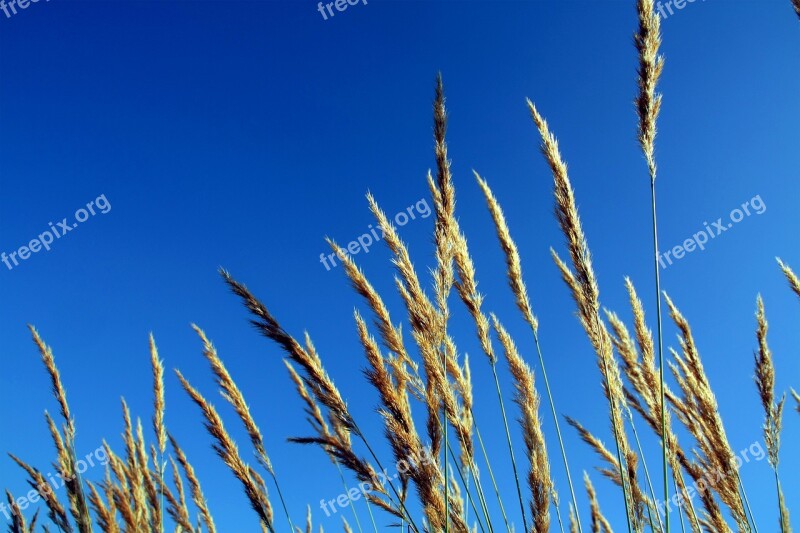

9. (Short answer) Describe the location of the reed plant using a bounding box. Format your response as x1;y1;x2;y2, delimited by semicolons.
4;2;799;532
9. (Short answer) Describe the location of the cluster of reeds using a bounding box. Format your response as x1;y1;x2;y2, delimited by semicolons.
5;1;799;532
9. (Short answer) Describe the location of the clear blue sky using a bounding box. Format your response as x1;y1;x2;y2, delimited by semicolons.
2;0;799;530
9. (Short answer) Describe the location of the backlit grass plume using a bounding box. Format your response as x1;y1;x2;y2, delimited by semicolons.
753;297;791;532
528;100;644;532
4;3;800;533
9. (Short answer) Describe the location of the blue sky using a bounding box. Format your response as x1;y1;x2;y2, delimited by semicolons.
1;0;799;530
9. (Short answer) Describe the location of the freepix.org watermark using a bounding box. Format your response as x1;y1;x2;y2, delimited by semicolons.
656;0;705;21
0;445;109;522
658;194;765;270
319;197;431;271
1;194;112;271
319;450;437;518
655;440;766;517
0;0;49;20
316;0;367;21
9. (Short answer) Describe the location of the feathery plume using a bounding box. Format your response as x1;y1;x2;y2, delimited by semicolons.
754;296;791;532
221;269;353;433
222;270;417;529
6;490;28;533
477;172;581;530
529;101;642;531
634;0;664;180
583;474;613;533
493;316;552;532
29;326;72;433
176;369;274;531
27;327;93;533
8;454;73;533
777;258;800;299
150;335;167;456
664;294;749;530
170;434;216;533
475;172;537;333
634;0;668;526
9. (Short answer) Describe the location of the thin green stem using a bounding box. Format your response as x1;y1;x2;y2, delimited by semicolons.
334;460;367;533
466;452;495;533
531;328;583;533
160;455;166;533
553;493;566;533
626;407;662;532
774;468;788;533
442;349;450;533
445;445;486;533
474;417;511;532
649;176;670;533
674;468;702;533
672;474;686;533
465;469;471;523
598;349;634;533
491;363;529;533
352;421;421;533
438;404;492;533
737;473;758;533
267;469;295;533
467;457;495;533
364;489;379;532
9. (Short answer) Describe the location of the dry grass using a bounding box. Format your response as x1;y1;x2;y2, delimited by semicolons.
4;3;799;533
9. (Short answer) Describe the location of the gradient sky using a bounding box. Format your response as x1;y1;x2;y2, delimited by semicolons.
2;0;799;530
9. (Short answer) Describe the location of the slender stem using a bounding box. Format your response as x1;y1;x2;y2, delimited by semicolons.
531;328;583;533
774;468;787;533
159;455;165;533
468;457;495;533
553;493;566;533
674;468;702;533
672;474;686;533
364;487;379;532
352;422;421;533
465;469;471;523
474;417;511;532
491;363;529;533
268;470;295;532
626;408;662;532
449;408;494;532
465;450;495;533
442;349;450;533
335;460;367;533
598;349;634;533
649;176;670;533
445;444;486;533
737;473;758;533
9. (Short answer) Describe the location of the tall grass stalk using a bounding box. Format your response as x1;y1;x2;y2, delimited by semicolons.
737;477;758;533
445;443;486;533
672;477;686;533
350;420;422;533
475;173;582;533
473;416;510;531
491;363;529;532
530;330;583;533
626;407;662;532
334;461;366;533
442;356;450;533
527;101;636;533
633;1;668;529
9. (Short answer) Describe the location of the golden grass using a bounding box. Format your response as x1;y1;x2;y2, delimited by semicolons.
492;316;551;532
4;3;799;532
529;100;646;531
